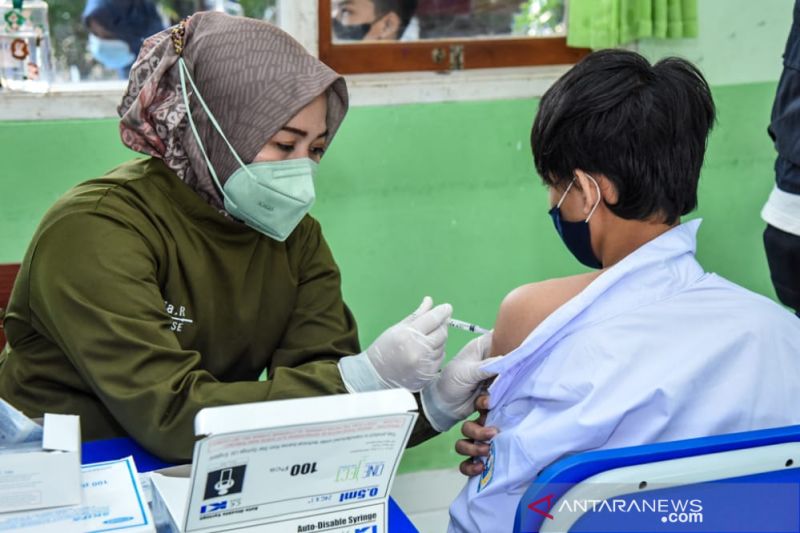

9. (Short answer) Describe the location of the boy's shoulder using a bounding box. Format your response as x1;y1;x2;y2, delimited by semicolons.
492;271;602;356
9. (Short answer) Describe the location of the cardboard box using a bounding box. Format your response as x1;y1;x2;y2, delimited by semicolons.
0;456;155;533
151;389;418;533
0;413;81;513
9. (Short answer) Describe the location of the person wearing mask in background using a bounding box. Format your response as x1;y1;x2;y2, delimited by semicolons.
83;0;165;77
447;49;800;532
763;0;800;317
0;13;493;462
332;0;418;41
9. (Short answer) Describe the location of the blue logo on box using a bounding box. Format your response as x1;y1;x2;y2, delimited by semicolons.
102;517;133;525
200;501;228;514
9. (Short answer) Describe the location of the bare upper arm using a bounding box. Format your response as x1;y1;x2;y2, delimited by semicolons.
491;272;601;356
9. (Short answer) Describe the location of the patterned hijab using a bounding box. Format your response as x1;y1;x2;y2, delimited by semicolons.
118;12;349;209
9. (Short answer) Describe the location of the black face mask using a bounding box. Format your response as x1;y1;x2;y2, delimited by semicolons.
332;18;373;41
549;205;603;269
548;176;604;269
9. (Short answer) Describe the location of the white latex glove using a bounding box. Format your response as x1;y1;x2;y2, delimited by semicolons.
421;331;500;432
338;297;453;393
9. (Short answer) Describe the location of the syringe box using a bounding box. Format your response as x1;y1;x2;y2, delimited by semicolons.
150;389;417;533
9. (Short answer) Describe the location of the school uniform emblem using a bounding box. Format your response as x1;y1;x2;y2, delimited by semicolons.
477;440;496;493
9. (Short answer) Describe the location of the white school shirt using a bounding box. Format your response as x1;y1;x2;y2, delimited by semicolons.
448;220;800;533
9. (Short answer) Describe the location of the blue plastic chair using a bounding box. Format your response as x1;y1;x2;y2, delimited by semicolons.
514;425;800;533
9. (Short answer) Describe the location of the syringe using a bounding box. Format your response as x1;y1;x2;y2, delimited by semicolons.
448;318;490;335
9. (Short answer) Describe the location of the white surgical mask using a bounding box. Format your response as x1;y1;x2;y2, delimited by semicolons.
178;58;317;241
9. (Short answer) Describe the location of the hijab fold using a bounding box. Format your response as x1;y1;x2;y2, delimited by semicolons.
118;12;349;209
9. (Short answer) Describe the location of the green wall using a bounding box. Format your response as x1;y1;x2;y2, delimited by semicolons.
0;81;781;472
637;0;792;87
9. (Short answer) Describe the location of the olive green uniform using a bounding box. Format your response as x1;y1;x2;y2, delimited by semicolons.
0;158;434;461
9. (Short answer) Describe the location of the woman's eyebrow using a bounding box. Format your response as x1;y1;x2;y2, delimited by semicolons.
281;126;328;139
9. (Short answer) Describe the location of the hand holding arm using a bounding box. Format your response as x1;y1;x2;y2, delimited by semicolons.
456;394;497;476
420;331;499;432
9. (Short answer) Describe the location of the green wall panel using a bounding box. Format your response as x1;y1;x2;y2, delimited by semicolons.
0;81;782;473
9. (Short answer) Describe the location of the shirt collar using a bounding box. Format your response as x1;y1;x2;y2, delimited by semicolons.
485;219;706;404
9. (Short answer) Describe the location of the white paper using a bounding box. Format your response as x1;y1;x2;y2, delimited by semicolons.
0;457;154;532
0;397;42;448
184;412;417;532
41;414;79;452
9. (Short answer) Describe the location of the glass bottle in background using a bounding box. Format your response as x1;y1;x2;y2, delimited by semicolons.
0;0;53;92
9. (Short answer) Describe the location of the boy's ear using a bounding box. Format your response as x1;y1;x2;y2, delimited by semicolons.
575;170;619;211
376;11;401;39
573;169;602;218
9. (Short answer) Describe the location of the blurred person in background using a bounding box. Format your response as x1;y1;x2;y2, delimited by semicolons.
83;0;165;77
332;0;418;41
763;0;800;317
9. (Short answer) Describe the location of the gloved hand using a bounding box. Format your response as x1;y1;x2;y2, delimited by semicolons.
338;296;453;393
421;331;500;432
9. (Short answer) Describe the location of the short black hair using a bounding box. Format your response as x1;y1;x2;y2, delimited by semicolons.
531;49;715;224
373;0;417;33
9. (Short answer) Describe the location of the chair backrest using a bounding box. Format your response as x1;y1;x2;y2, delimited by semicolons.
0;263;21;348
514;425;800;533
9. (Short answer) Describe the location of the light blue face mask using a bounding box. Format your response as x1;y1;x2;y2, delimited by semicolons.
87;34;135;70
178;58;318;242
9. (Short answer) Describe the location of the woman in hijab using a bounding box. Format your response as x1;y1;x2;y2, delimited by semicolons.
83;0;165;76
0;12;493;461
